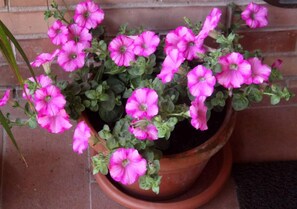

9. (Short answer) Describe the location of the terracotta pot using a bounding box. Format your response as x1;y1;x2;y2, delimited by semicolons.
92;142;233;209
85;102;236;201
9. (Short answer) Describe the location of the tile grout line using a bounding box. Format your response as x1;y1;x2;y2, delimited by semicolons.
88;147;93;209
0;127;6;209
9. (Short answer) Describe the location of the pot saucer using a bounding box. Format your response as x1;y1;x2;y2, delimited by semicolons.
93;143;232;209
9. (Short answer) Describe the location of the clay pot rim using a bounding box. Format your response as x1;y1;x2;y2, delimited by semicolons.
94;143;232;209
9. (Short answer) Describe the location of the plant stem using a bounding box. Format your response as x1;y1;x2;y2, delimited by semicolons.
167;112;189;118
263;92;274;96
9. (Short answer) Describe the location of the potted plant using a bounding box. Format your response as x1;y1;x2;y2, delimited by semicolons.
0;1;293;208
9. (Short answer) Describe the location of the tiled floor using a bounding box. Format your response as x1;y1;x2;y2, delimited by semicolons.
0;125;239;209
1;88;297;208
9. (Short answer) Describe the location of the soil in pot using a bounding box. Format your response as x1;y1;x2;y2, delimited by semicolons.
156;108;226;155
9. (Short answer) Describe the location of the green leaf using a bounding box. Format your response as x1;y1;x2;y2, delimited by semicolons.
271;95;280;105
232;93;249;111
104;60;126;75
0;110;27;167
129;57;146;76
67;83;81;95
44;10;53;20
152;176;162;194
90;100;97;107
213;63;222;73
85;90;97;100
167;117;178;127
247;86;263;103
112;118;132;144
0;23;24;86
79;82;91;92
143;150;154;162
106;137;119;150
107;78;125;94
154;117;178;140
83;100;91;107
0;21;36;82
152;78;164;95
123;88;133;99
148;54;156;67
98;125;113;140
128;66;145;76
99;105;124;123
160;99;175;113
139;176;152;191
139;175;161;194
99;93;109;102
28;117;37;129
92;154;109;175
90;104;99;112
100;90;115;111
147;160;160;175
269;68;283;82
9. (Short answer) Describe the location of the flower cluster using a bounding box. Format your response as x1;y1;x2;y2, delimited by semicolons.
33;0;104;71
23;75;72;134
27;0;104;153
0;1;292;193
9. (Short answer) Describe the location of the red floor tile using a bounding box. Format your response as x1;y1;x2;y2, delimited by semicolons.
200;178;239;209
91;182;126;209
1;126;90;209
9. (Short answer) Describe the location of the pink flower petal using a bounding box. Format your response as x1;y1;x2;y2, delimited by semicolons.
126;88;159;119
73;121;91;154
0;89;10;107
241;2;268;28
109;148;147;185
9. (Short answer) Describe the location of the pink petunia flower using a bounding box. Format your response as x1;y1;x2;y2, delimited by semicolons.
164;26;206;60
34;85;66;116
241;2;268;29
74;0;104;29
133;31;160;57
126;88;158;119
73;121;91;154
57;41;86;72
109;148;147;185
0;89;10;107
22;75;53;102
47;20;69;46
246;57;271;84
34;74;53;87
31;49;60;67
199;8;222;39
216;52;251;88
129;119;158;140
189;97;208;131
68;24;92;48
164;26;193;55
37;109;72;134
22;84;32;102
183;35;205;61
108;35;135;66
187;65;216;98
157;49;185;83
272;59;283;70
